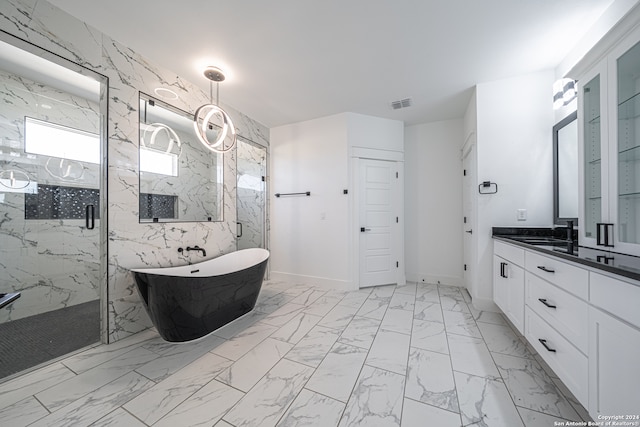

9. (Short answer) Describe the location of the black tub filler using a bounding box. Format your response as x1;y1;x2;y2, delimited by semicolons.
132;248;269;342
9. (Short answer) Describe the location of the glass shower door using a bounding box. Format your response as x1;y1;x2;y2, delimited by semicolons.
236;139;266;250
0;36;105;378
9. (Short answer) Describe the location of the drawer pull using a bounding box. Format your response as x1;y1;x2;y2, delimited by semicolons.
500;262;507;278
538;338;557;353
538;298;557;309
537;266;555;273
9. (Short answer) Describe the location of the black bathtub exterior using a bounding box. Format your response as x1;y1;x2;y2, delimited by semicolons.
134;258;268;342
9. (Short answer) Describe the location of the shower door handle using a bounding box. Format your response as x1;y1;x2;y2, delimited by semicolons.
86;204;95;230
0;292;21;310
237;222;243;238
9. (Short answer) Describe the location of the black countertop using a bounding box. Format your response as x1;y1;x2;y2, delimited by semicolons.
492;227;640;283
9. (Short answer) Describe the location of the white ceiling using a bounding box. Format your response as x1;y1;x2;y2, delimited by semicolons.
46;0;619;128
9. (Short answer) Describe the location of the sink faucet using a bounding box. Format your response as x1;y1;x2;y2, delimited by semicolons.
186;245;206;256
565;220;574;242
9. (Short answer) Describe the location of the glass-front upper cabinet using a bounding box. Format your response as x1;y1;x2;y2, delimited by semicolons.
578;26;640;256
614;38;640;250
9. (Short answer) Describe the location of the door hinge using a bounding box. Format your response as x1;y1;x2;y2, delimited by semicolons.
396;171;398;178
396;261;399;268
463;169;466;176
464;264;467;271
396;217;399;223
261;176;266;182
463;216;467;224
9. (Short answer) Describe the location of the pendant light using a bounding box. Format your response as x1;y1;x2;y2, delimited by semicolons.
193;66;236;153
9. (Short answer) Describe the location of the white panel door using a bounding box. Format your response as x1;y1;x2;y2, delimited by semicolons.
359;158;399;287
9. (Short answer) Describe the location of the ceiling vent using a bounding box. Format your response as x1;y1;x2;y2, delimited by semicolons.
390;97;413;110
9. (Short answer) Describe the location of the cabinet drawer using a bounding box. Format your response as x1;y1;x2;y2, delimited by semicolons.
525;251;588;299
590;272;640;329
494;240;524;266
525;272;588;353
525;307;588;407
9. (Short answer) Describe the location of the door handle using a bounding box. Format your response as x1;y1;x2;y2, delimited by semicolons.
596;223;614;247
86;204;95;230
237;222;243;238
500;262;507;278
360;227;371;232
465;229;473;234
0;292;21;310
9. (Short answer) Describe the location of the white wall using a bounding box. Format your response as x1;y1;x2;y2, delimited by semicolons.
405;119;464;286
270;114;351;288
472;70;555;308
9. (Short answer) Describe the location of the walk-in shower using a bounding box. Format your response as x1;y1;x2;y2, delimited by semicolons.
0;33;107;379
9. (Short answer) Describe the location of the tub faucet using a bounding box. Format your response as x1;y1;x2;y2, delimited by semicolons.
186;245;206;256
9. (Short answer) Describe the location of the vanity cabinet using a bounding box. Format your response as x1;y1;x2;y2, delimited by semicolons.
493;241;525;334
578;26;640;256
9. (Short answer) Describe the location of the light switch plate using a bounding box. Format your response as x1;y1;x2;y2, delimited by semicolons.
517;209;527;221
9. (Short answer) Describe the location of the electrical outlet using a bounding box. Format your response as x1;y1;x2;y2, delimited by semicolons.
517;209;527;221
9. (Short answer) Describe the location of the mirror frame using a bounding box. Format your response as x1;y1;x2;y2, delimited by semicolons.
553;110;578;226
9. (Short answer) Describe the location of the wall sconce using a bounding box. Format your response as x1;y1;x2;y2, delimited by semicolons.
553;78;577;110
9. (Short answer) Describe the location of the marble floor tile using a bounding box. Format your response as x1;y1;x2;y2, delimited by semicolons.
454;371;524;427
447;333;500;379
0;362;75;410
36;345;159;411
0;396;48;427
370;285;396;298
223;359;314;427
210;322;278;361
440;296;471;313
306;342;368;402
92;408;147;427
380;308;414;335
411;319;449;354
123;352;233;425
270;312;322;344
212;310;267;339
401;398;462;427
136;335;226;382
443;310;483;338
277;389;345;427
356;297;390;320
395;282;417;295
215;421;235;427
60;328;157;374
261;302;307;327
337;291;370;309
517;407;568;427
338;365;405;427
438;286;464;300
317;304;360;330
366;329;411;375
413;300;444;323
551;376;591;422
290;289;326;306
415;284;440;302
405;347;459;413
153;379;244;427
461;288;473;304
29;372;153;427
492;353;580;419
254;292;294;314
284;325;341;368
303;296;341;317
477;322;533;359
468;305;508;326
338;316;381;349
389;292;415;311
216;338;293;392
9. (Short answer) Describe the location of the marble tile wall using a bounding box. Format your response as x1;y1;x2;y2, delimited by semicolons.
0;68;101;322
0;0;269;342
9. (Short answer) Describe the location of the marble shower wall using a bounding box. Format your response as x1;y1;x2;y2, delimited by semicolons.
0;0;269;342
0;68;101;322
237;139;267;250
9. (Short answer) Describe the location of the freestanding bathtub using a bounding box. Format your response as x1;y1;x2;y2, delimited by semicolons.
132;248;269;342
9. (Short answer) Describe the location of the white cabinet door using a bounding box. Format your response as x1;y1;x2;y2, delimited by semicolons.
588;306;640;416
493;254;525;334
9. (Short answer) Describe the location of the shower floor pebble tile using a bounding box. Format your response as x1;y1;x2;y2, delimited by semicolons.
0;280;591;426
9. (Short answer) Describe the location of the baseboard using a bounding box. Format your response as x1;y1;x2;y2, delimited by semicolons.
406;272;463;287
270;271;355;291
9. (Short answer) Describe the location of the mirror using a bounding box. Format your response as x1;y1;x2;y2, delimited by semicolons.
139;93;223;223
553;111;578;226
